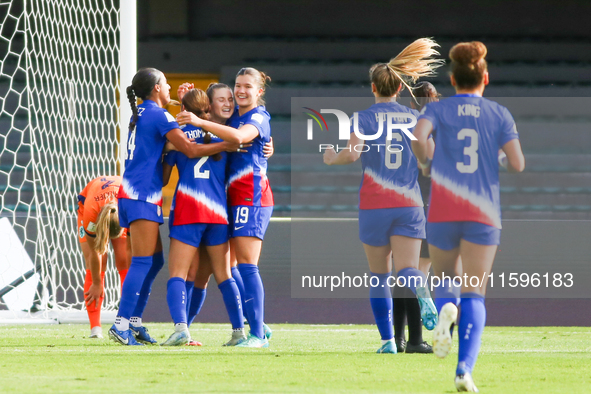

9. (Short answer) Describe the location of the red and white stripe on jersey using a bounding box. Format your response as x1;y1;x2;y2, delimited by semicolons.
146;190;163;207
118;178;139;200
359;167;423;210
227;165;254;206
173;184;228;225
428;168;502;229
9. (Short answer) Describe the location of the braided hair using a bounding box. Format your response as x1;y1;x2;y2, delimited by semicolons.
126;68;163;132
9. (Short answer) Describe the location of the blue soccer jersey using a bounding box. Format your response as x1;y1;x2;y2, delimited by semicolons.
118;100;179;206
226;106;274;207
355;102;423;210
165;124;228;225
418;94;519;229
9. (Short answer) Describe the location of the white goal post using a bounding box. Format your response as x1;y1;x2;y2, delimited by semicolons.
0;0;136;323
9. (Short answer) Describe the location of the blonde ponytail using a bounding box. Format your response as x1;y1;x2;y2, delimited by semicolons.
93;202;122;255
370;38;444;98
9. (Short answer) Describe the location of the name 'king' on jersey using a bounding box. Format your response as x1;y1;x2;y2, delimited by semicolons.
118;100;179;206
356;101;423;210
226;106;274;207
165;124;228;226
418;94;519;229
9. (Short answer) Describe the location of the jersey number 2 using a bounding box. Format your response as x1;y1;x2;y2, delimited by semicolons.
193;157;210;179
456;128;478;173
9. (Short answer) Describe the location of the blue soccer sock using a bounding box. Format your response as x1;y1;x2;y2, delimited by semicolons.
117;256;153;320
231;266;248;323
457;293;486;375
433;278;460;314
185;281;195;315
187;287;206;327
237;263;265;339
397;267;427;295
369;272;394;341
166;277;187;325
131;251;164;319
218;278;244;330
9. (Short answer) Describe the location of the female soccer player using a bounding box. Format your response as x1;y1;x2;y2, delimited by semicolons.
161;88;245;346
412;41;525;391
392;81;440;354
323;38;443;354
176;67;274;348
77;175;129;339
110;68;240;346
173;82;273;345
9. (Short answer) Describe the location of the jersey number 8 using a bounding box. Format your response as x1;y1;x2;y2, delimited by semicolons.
456;128;478;173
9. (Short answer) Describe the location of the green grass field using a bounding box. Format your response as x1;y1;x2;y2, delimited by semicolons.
0;324;590;393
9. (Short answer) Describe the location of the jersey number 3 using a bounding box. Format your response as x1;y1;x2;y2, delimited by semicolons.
456;128;478;173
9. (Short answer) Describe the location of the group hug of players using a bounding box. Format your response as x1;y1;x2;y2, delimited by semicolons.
76;38;524;392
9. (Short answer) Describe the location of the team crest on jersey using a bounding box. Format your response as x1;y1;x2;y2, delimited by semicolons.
79;225;85;239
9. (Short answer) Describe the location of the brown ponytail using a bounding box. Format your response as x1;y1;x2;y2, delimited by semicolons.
93;202;122;255
449;41;488;89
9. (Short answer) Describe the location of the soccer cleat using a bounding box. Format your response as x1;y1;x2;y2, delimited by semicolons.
433;302;458;359
161;328;190;346
186;340;203;346
376;340;397;354
263;323;272;340
455;370;479;392
235;333;269;348
395;338;407;353
130;325;158;345
108;325;143;346
405;341;433;354
89;326;103;339
224;330;247;346
416;285;438;330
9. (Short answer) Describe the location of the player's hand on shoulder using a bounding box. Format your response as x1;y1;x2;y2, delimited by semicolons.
323;147;337;165
176;110;201;126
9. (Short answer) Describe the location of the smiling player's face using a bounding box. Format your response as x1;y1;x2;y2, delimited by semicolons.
209;87;234;124
234;75;262;109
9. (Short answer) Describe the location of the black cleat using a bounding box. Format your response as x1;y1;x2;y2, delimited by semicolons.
405;341;433;354
395;338;407;353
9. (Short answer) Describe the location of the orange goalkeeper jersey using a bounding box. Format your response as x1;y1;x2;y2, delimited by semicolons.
77;176;122;237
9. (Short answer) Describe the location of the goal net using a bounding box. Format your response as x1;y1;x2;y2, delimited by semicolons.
0;0;130;322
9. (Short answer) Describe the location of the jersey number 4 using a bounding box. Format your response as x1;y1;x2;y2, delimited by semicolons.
456;128;478;173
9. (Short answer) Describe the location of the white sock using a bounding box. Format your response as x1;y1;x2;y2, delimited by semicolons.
115;316;129;331
174;323;188;332
130;317;142;328
382;338;393;346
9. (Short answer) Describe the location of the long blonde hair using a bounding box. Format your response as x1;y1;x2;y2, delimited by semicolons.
94;202;122;255
370;38;444;98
